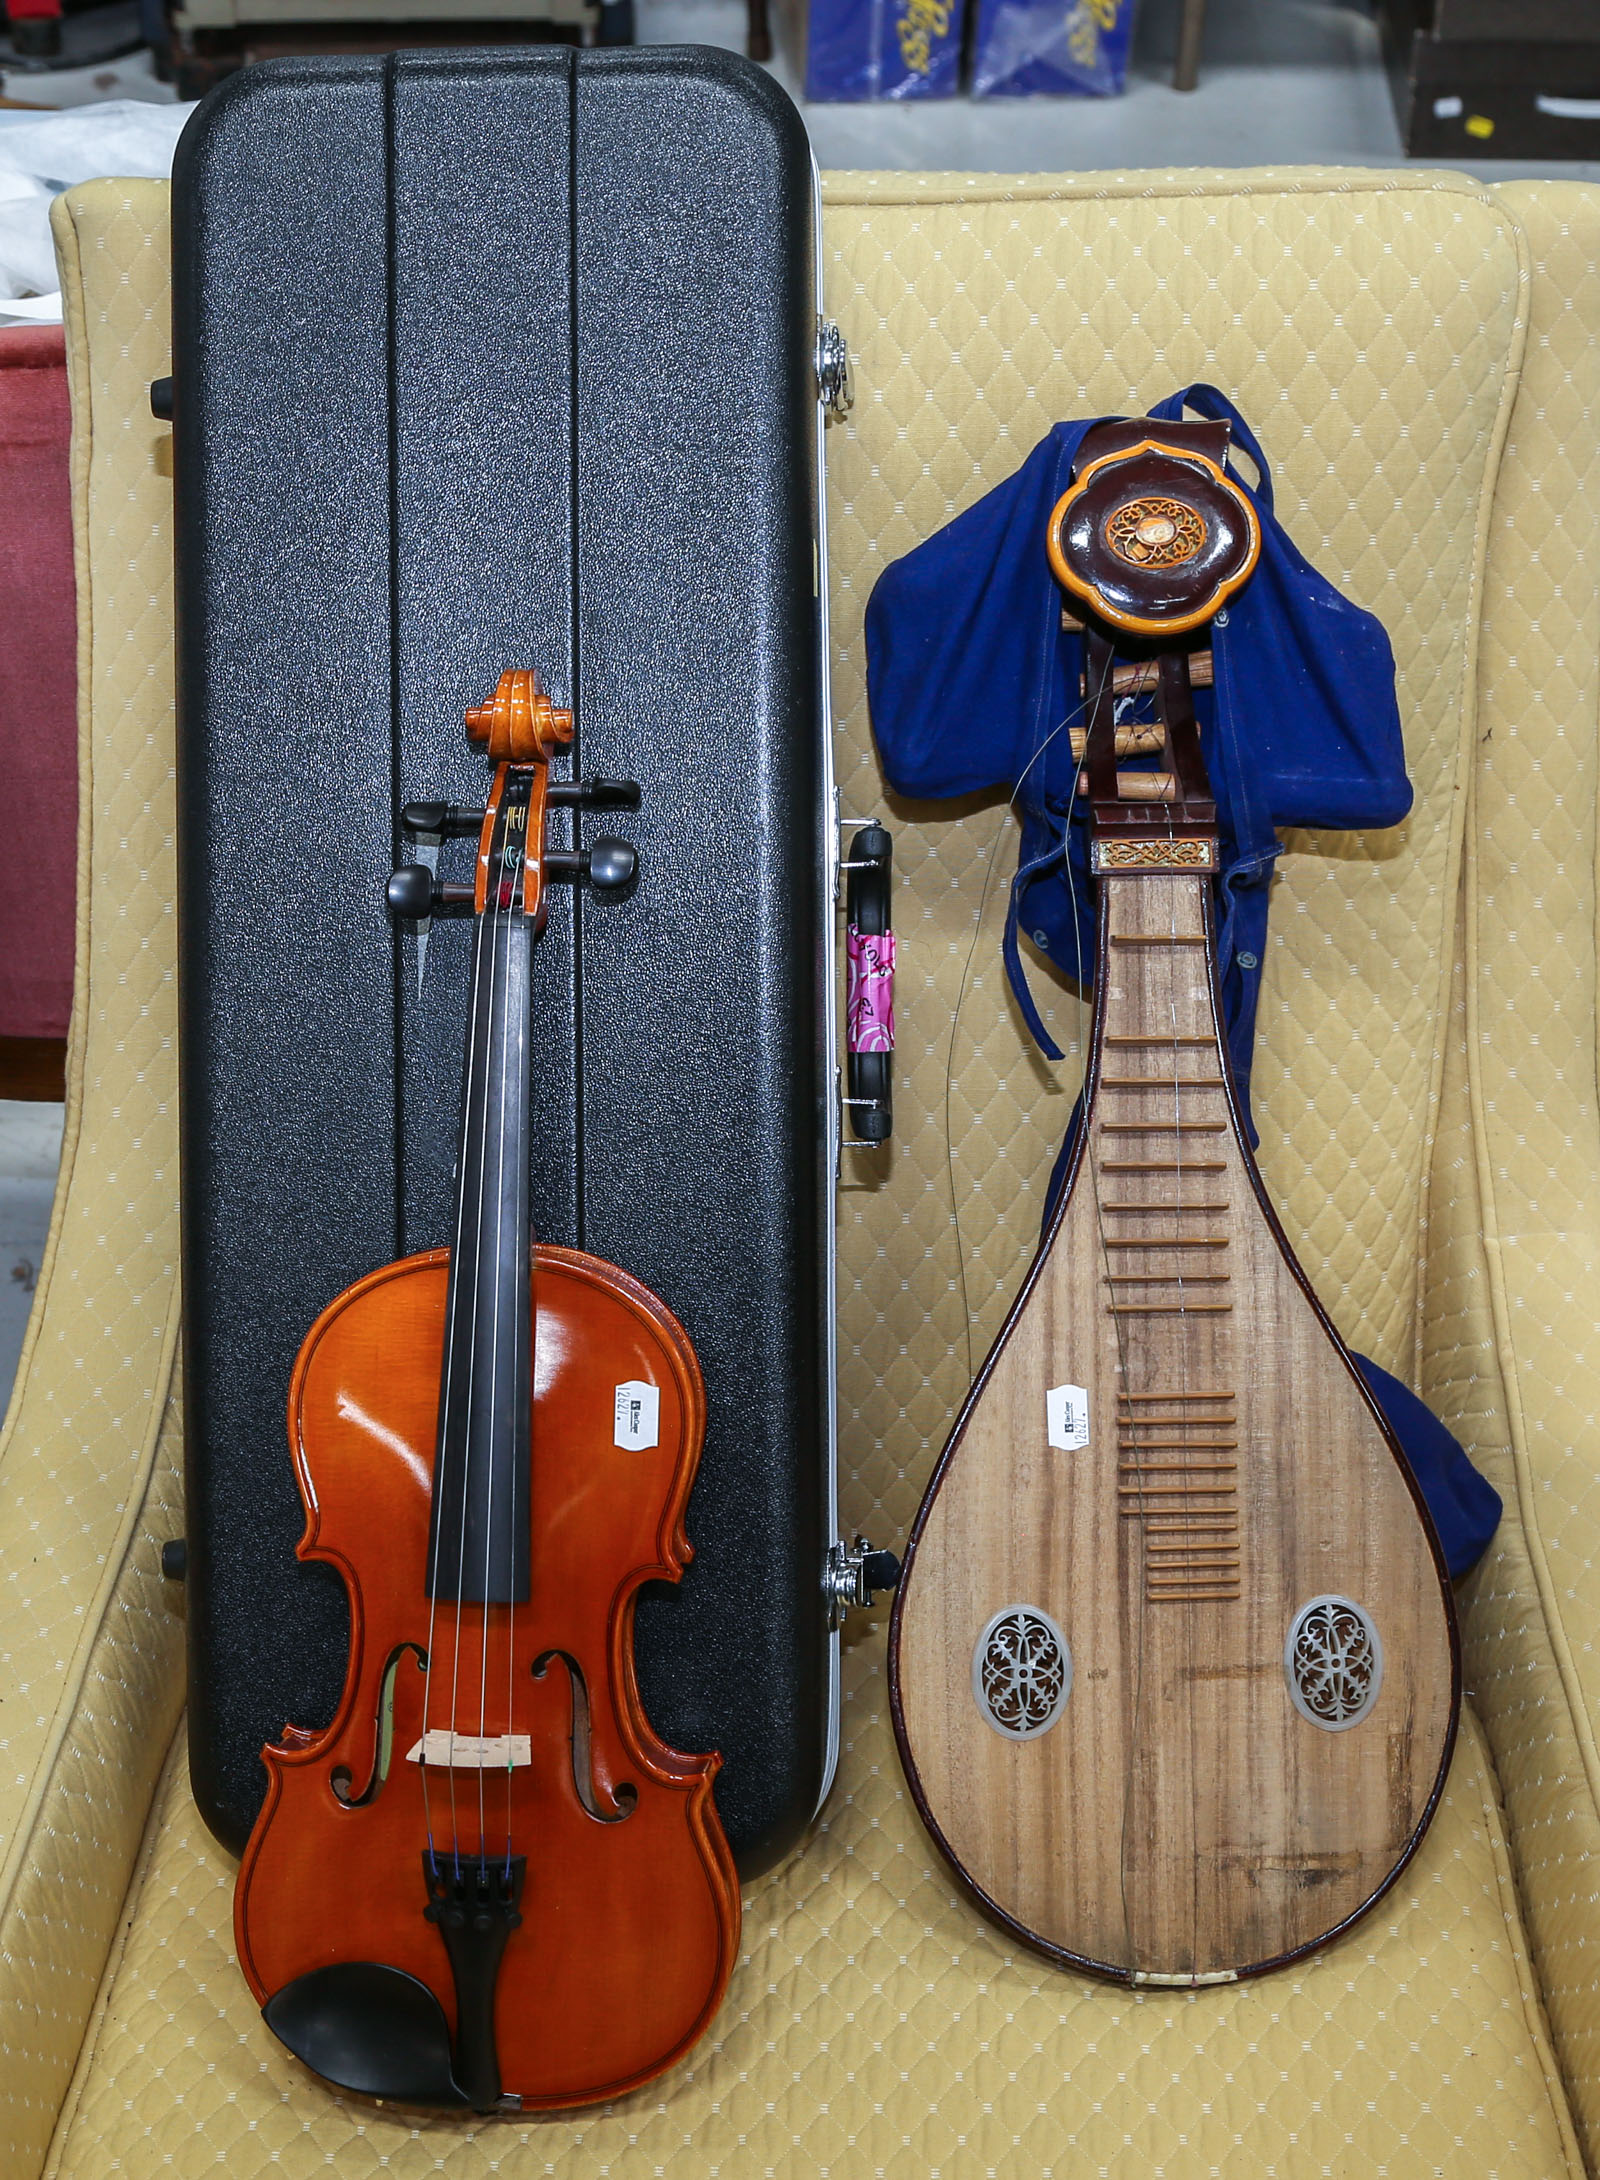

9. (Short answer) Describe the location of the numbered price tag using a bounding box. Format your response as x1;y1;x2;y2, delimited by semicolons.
613;1380;661;1451
1046;1383;1090;1452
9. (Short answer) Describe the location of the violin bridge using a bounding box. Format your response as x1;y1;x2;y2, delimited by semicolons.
406;1731;533;1770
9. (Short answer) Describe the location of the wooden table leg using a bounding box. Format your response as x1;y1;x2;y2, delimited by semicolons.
1174;0;1205;90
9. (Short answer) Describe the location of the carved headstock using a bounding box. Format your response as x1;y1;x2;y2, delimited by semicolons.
386;668;637;930
1046;428;1260;639
1046;423;1262;865
462;671;568;927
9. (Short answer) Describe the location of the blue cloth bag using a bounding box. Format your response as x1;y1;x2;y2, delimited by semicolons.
864;384;1501;1577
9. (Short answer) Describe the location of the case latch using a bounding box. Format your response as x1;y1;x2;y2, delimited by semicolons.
824;1536;901;1628
815;319;853;418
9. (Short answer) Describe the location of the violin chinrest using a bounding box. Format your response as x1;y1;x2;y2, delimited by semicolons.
263;1960;466;2106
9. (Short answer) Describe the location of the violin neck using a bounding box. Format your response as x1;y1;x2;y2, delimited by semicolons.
427;880;534;1605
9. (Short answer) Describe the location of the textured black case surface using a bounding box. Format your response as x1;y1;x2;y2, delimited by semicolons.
171;46;828;1875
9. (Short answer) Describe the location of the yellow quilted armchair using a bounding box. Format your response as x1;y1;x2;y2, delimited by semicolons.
4;165;1596;2178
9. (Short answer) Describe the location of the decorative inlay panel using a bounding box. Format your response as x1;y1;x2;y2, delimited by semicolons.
1284;1596;1384;1730
971;1607;1072;1739
1106;495;1207;569
1092;837;1218;873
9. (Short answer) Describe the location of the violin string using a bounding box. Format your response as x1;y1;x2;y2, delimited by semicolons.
478;813;517;1864
421;832;495;1873
448;788;505;1869
504;795;527;1875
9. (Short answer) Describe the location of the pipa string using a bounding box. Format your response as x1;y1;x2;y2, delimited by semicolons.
941;650;1112;1383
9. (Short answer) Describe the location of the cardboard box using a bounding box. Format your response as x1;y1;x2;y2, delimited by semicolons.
1380;0;1600;156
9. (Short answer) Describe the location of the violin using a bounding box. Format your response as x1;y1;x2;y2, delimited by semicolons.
889;426;1458;1983
234;670;741;2109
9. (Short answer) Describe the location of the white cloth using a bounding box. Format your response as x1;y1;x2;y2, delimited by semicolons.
0;101;192;323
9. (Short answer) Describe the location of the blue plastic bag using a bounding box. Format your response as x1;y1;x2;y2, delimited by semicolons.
971;0;1139;96
805;0;964;100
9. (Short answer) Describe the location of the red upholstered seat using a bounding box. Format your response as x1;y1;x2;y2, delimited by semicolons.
0;323;75;1041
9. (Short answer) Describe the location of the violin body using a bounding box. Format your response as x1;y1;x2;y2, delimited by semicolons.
236;1243;738;2108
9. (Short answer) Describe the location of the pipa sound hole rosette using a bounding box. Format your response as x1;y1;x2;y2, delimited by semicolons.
1284;1595;1384;1731
972;1606;1072;1740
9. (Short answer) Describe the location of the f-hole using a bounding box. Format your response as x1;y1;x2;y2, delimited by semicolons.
330;1642;425;1807
532;1650;638;1822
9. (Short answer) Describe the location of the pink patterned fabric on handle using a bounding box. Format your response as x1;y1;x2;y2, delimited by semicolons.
846;926;895;1053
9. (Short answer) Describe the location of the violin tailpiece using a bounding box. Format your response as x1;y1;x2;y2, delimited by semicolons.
423;1853;528;2113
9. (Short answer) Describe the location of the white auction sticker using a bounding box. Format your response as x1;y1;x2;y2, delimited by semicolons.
1046;1383;1090;1451
614;1380;661;1451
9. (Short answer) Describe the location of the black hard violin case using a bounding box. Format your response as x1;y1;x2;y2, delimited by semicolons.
168;45;860;1876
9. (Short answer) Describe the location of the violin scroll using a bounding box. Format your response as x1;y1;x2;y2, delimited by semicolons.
465;667;574;764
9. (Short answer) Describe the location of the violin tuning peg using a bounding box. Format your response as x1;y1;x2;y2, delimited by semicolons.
546;777;643;812
586;838;637;893
387;865;438;920
544;839;638;893
388;867;474;916
401;801;486;838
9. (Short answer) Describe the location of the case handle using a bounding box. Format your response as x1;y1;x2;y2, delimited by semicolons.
844;823;894;1146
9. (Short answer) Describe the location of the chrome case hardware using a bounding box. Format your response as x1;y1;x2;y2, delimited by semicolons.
815;319;854;418
824;1536;902;1629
